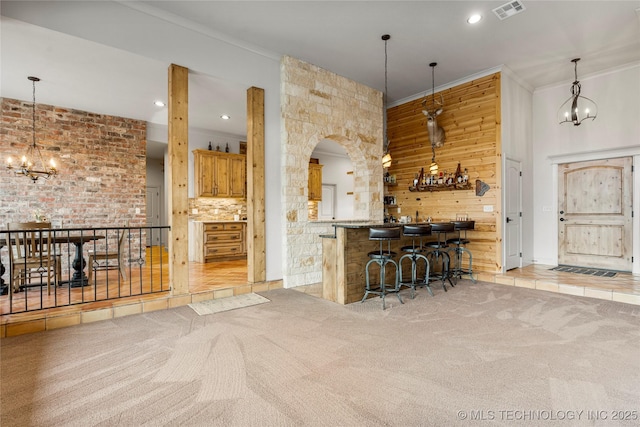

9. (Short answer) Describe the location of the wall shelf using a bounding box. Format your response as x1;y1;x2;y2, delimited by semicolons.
409;182;472;192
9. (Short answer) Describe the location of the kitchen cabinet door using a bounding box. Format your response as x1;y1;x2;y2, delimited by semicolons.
229;155;246;198
308;163;323;201
194;150;246;198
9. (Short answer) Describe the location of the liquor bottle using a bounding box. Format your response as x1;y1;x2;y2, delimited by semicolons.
208;141;212;151
455;162;462;181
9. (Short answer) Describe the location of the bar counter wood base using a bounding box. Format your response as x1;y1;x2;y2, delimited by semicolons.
321;223;422;304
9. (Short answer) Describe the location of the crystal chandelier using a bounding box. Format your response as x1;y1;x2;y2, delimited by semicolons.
557;58;597;126
6;76;57;182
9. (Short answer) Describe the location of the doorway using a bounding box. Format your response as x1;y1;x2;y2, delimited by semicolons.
504;158;522;270
146;186;161;247
558;157;633;271
319;184;336;220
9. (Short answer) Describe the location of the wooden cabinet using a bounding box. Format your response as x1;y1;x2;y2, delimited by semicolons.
308;163;323;201
193;150;246;198
228;155;246;198
189;221;246;263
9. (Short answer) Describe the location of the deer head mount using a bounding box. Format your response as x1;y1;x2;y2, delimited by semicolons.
422;93;446;148
422;62;446;148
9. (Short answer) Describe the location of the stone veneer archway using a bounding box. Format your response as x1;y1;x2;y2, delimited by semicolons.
281;56;384;288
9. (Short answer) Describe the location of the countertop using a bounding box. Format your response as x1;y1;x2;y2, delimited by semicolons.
320;221;449;238
331;221;450;229
191;220;247;223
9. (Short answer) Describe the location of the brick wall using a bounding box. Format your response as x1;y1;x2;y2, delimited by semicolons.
281;56;383;288
0;97;146;229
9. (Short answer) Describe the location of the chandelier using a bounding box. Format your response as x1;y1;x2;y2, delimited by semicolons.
557;58;597;126
381;34;392;169
6;76;57;182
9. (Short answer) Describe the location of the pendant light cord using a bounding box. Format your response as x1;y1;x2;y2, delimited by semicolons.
31;78;37;148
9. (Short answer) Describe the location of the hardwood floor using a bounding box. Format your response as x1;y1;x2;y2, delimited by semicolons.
0;247;250;316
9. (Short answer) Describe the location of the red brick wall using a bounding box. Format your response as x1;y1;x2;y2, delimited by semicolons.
0;97;146;228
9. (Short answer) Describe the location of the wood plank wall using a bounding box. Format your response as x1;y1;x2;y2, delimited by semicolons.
385;72;501;273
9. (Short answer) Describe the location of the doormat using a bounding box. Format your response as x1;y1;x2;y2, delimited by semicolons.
188;293;270;316
550;265;617;278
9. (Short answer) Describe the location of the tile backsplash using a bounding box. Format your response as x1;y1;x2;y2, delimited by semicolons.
189;198;246;221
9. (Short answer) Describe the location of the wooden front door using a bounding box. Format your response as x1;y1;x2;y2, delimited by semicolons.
558;157;633;271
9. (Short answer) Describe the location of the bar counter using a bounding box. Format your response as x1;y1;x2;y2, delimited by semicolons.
321;222;435;304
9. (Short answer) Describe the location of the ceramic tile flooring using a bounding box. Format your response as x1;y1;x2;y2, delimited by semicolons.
291;264;640;305
2;261;639;337
478;264;640;305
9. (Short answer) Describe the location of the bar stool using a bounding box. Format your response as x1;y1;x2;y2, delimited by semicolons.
362;227;403;310
447;220;476;283
398;224;433;298
424;222;455;291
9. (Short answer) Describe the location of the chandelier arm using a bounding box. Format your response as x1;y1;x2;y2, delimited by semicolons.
571;94;579;123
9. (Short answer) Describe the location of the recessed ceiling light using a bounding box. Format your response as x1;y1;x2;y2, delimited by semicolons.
220;114;230;120
467;14;482;24
154;100;165;107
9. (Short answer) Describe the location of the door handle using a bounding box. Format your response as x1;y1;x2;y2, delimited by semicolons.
560;218;565;221
559;210;564;214
506;217;511;223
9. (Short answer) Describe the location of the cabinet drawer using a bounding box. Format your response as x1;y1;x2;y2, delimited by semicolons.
203;223;244;232
204;231;242;244
223;223;243;231
204;243;243;257
204;223;225;232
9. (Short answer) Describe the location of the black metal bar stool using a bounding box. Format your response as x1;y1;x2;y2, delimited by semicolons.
398;224;433;298
424;222;455;291
362;227;403;310
447;220;476;283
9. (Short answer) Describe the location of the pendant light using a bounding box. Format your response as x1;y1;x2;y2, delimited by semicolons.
381;34;392;169
428;63;439;174
557;58;597;126
6;76;57;182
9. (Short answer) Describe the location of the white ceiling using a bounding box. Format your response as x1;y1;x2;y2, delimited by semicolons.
2;1;640;159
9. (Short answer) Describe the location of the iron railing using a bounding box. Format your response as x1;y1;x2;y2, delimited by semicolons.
1;225;170;314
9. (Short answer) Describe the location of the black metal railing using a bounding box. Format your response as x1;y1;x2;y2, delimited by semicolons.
1;225;170;314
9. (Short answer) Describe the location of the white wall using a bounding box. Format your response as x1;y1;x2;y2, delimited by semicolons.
532;63;640;274
8;1;284;280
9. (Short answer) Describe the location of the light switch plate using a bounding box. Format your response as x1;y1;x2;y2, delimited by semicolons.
135;207;141;214
483;205;494;212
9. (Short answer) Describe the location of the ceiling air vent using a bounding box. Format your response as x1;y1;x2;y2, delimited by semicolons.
492;0;526;20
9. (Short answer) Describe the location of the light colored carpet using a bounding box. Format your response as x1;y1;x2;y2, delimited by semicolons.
188;293;270;316
1;281;639;426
